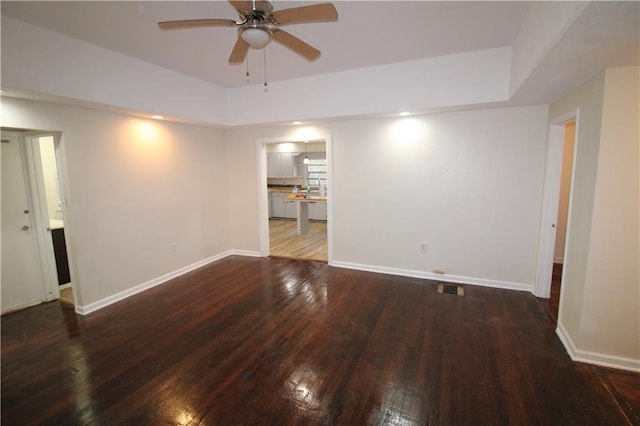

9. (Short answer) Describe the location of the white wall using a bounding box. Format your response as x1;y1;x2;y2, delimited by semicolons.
551;66;640;370
510;1;588;96
1;97;231;310
226;47;512;126
1;16;228;125
226;105;549;289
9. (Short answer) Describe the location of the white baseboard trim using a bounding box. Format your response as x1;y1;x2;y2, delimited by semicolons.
330;261;533;293
75;250;235;315
228;249;262;257
556;323;640;373
1;299;42;315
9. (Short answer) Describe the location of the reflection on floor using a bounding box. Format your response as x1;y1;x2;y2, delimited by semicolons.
269;218;327;262
59;286;74;305
3;256;638;424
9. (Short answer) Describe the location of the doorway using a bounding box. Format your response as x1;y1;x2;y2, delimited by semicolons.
257;137;333;263
1;128;74;313
534;112;578;324
549;121;575;322
36;135;74;305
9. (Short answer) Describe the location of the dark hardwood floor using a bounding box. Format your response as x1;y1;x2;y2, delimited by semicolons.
2;256;638;425
549;262;562;326
536;262;640;425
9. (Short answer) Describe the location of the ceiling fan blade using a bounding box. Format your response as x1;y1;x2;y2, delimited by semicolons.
229;37;250;64
158;19;237;30
228;1;253;14
272;29;321;61
272;3;338;25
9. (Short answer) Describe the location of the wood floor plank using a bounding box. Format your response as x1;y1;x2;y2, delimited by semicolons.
1;256;637;425
269;218;327;261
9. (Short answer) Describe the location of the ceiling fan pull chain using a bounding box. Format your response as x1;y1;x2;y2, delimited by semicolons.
246;53;250;84
263;48;268;92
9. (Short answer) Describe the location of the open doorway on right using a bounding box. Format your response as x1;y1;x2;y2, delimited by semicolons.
549;120;575;325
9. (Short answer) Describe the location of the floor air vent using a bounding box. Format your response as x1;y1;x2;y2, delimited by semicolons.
437;283;464;296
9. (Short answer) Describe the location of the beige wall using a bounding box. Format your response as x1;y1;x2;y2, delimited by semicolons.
581;67;639;359
549;72;605;347
2;98;230;308
551;66;639;368
226;105;549;289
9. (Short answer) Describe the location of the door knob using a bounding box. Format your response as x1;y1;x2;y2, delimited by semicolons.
22;225;30;231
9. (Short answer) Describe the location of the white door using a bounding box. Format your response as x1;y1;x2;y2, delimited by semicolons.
1;134;44;313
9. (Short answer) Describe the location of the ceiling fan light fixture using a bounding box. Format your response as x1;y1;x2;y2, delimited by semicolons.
240;26;272;49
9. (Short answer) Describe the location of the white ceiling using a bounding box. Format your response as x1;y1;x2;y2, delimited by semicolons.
1;1;533;88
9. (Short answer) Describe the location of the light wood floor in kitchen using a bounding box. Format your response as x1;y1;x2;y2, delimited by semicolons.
269;218;327;262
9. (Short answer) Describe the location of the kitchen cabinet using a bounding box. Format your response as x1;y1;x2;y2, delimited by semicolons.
267;153;295;177
284;199;297;219
270;193;286;218
269;192;297;219
309;202;327;221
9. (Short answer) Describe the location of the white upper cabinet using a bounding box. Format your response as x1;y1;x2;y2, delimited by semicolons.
267;153;295;178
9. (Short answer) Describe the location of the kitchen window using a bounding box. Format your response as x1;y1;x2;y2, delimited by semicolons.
306;158;327;189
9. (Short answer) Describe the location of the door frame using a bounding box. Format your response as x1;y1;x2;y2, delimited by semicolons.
534;109;579;299
3;129;75;306
256;134;334;264
23;132;62;301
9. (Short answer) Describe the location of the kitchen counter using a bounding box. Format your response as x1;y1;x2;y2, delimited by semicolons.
267;187;323;194
268;188;293;193
284;194;327;202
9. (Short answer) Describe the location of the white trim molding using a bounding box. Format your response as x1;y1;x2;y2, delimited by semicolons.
75;250;235;315
229;249;262;257
1;299;43;316
556;323;640;373
331;260;533;293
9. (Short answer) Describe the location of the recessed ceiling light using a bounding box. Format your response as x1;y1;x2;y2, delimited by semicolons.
399;111;410;116
151;115;164;120
292;121;302;125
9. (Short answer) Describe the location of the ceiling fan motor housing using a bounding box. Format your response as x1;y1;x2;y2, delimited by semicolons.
238;1;274;48
240;1;273;21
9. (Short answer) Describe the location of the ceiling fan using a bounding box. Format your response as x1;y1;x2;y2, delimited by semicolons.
158;1;338;64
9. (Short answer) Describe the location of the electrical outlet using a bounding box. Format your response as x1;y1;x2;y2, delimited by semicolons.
419;242;428;253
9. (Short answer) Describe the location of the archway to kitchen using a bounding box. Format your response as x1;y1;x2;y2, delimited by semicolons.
257;136;333;264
